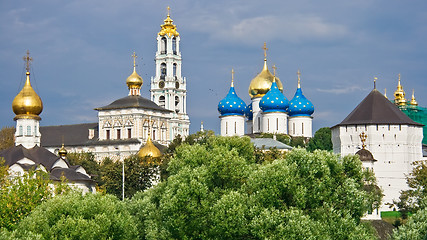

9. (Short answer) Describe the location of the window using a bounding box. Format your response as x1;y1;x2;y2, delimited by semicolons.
234;121;237;134
226;122;228;135
173;63;177;77
117;129;121;139
106;130;110;140
276;118;278;131
172;37;177;54
27;126;31;136
293;123;295;134
399;125;401;131
376;125;378;131
161;37;167;54
302;122;304;135
19;126;23;136
160;63;166;78
34;126;37;136
159;96;165;108
267;119;270;131
153;130;156;140
128;129;132;139
258;117;261;131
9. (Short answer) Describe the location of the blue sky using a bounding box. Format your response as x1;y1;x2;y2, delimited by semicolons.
1;0;426;134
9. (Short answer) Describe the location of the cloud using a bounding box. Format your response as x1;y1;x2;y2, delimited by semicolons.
316;85;368;94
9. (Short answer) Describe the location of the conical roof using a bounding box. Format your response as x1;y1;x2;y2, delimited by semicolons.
334;89;423;127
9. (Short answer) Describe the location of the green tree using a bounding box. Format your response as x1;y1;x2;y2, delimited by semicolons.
8;193;138;239
0;169;52;231
130;136;379;239
392;199;427;240
0;127;15;151
289;136;307;148
67;151;102;185
306;127;333;152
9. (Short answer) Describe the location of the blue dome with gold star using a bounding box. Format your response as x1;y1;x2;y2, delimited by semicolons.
245;102;253;120
259;81;289;113
288;87;314;116
218;84;246;116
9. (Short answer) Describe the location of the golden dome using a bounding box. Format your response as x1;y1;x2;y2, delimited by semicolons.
138;134;162;158
158;6;179;38
126;52;143;89
12;71;43;120
394;73;406;106
248;59;283;98
58;144;68;157
409;89;418;106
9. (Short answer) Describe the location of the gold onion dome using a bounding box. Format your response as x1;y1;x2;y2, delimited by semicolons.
410;89;418;106
12;52;43;120
248;43;283;98
394;73;406;106
158;6;179;38
126;52;143;89
138;134;162;158
58;144;68;157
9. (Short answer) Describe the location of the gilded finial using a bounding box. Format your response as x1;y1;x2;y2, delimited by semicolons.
384;88;388;99
374;77;377;90
297;69;301;88
167;6;170;16
359;132;367;149
272;65;277;82
263;42;268;59
131;52;137;68
23;50;33;72
410;89;418;106
231;68;234;87
398;73;401;86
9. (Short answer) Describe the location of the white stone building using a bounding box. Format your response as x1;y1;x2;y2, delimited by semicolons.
331;87;424;217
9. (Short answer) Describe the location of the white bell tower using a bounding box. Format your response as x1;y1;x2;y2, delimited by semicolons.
151;7;190;138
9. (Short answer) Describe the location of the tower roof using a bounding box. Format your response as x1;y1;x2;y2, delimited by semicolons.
218;70;246;116
334;89;423;127
138;134;162;158
288;70;314;117
158;6;179;38
260;77;289;113
126;52;143;90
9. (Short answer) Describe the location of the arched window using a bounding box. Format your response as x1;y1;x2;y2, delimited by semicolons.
160;63;166;79
159;96;165;108
172;37;177;54
173;63;177;78
175;96;180;113
19;126;23;136
27;126;31;136
161;37;167;54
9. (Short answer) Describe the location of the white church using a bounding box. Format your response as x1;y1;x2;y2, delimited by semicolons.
218;43;314;138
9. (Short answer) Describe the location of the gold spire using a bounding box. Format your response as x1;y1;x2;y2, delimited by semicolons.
394;73;406;106
359;132;367;149
158;6;179;37
126;52;143;91
297;69;301;88
137;132;162;158
374;77;377;90
248;42;283;98
58;143;68;158
384;88;388;99
231;68;234;87
12;50;43;120
410;89;418;106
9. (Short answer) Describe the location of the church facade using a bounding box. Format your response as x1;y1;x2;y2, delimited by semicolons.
218;43;314;138
40;9;190;161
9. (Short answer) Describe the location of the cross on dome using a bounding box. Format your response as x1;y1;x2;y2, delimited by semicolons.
297;69;301;88
231;68;234;87
23;50;33;72
263;42;268;59
132;52;137;68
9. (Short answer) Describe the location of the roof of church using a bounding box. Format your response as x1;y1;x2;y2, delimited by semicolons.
95;95;172;112
251;138;293;150
0;145;93;182
334;89;424;127
41;123;99;147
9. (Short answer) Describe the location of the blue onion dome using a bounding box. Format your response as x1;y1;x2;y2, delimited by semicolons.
288;71;314;116
245;102;253;120
218;78;247;116
259;79;289;113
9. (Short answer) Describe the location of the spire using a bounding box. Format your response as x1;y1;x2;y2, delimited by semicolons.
159;6;179;37
272;65;277;82
297;69;301;89
23;50;32;73
374;77;377;90
263;42;268;60
231;68;234;87
132;51;137;70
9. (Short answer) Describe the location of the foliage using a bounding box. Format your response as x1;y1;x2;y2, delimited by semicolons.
100;155;160;199
395;160;427;219
289;136;307;148
392;199;427;240
130;136;379;239
0;127;14;151
9;193;138;240
0;170;52;231
306;127;333;152
67;152;102;184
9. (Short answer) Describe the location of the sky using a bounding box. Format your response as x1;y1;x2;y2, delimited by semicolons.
1;0;426;135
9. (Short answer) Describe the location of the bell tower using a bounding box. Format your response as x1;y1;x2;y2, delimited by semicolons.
151;7;190;137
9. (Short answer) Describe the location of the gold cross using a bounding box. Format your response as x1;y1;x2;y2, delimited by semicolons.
359;132;367;149
297;69;301;88
272;65;277;76
263;42;268;58
131;52;137;68
167;6;171;16
374;77;377;89
23;50;32;72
